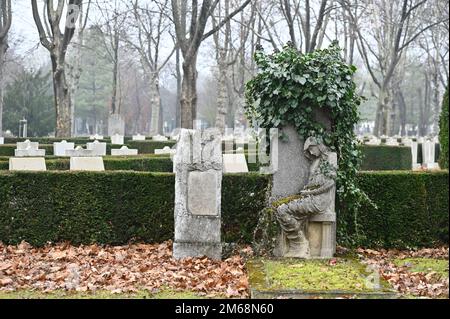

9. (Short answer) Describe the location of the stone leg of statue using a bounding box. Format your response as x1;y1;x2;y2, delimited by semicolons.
276;204;311;258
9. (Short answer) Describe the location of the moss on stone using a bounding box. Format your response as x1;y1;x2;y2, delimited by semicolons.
272;195;303;208
393;258;449;278
265;259;368;292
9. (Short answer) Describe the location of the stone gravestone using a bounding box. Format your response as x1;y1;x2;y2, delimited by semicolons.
0;137;4;145
70;157;105;171
66;146;95;157
111;146;138;156
409;141;421;170
132;134;146;141
9;157;46;171
86;140;107;156
422;140;439;170
154;146;176;155
108;114;125;136
89;134;104;140
54;140;75;157
111;134;124;145
15;140;46;157
152;134;168;142
223;154;249;173
173;128;223;260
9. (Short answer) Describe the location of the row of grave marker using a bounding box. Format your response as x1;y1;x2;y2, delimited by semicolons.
6;138;250;173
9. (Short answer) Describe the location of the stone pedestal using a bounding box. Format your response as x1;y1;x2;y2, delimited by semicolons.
173;129;222;260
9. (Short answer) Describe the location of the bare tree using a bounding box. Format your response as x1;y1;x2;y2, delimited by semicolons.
171;0;252;129
126;0;175;135
67;0;91;135
343;0;447;136
31;0;83;137
0;0;12;135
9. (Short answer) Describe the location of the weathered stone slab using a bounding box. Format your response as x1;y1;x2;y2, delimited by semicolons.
223;154;249;173
54;140;75;157
132;134;146;141
9;157;46;171
66;146;95;157
0;137;4;145
110;134;124;145
152;134;168;141
173;128;222;260
111;146;138;156
108;114;125;136
155;146;176;155
187;171;218;216
86;140;107;156
70;157;105;171
247;259;397;299
89;134;104;140
270;125;309;200
15;149;46;157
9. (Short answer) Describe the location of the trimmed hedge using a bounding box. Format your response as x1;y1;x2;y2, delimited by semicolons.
0;144;55;156
360;145;412;170
0;171;271;246
0;170;447;249
338;170;449;248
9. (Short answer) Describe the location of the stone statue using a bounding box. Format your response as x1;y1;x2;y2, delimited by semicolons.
275;136;337;258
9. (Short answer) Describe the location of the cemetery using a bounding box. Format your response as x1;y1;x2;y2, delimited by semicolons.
0;0;448;303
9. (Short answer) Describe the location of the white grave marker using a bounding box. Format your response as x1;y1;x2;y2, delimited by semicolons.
86;140;107;156
111;134;124;145
111;146;138;156
54;140;75;156
132;134;146;141
70;157;105;171
223;154;249;173
9;157;46;171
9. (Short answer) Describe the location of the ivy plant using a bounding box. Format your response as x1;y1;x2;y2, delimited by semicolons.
245;42;371;246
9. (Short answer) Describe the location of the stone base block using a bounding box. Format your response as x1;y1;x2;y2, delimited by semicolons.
174;216;221;243
9;157;46;171
173;242;222;260
70;157;105;171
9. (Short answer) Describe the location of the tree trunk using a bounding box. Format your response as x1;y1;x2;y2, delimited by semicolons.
0;41;5;135
149;76;161;136
215;61;228;133
181;54;198;129
175;47;182;128
51;55;72;137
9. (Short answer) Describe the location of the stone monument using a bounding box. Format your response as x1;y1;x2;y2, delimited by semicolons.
273;136;337;258
266;123;337;259
173;128;223;260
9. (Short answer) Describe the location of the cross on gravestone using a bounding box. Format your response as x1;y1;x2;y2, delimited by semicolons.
173;128;223;260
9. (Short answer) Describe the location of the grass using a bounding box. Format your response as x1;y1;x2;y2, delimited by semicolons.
263;258;387;292
0;289;208;299
393;258;449;278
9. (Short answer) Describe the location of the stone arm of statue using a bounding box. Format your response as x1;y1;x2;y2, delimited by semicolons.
300;180;335;196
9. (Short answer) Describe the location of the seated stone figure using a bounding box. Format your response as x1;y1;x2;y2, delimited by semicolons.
275;136;337;258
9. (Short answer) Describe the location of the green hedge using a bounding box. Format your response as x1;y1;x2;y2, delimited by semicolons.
0;170;447;248
360;145;412;170
0;144;55;156
338;170;449;248
0;171;271;246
